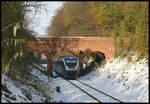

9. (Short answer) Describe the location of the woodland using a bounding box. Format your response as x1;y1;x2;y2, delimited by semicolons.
48;2;148;59
2;1;148;75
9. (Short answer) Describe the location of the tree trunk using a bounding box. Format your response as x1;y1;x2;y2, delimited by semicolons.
114;36;117;58
79;60;83;72
47;58;53;76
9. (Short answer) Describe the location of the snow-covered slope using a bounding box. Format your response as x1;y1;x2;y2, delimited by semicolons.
79;55;148;102
1;65;53;103
1;54;149;103
49;55;149;103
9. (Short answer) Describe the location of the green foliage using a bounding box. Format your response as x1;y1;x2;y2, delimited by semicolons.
1;1;38;73
13;22;21;37
89;2;148;59
48;2;148;59
2;38;26;73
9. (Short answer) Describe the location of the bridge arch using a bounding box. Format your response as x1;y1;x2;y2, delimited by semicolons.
24;49;50;70
90;51;106;65
30;51;47;64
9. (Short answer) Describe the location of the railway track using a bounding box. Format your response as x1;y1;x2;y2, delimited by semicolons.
64;78;102;103
62;78;124;103
75;79;123;102
31;63;124;103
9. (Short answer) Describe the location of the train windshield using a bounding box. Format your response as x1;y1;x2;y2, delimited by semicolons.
65;59;77;67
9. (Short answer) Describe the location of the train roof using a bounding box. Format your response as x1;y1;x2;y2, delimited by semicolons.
63;56;77;59
53;56;77;62
56;56;77;59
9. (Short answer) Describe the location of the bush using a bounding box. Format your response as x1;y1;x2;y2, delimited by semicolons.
79;51;106;77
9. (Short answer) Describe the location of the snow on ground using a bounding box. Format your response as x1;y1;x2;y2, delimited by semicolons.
49;77;97;103
1;54;149;103
47;54;149;103
79;56;148;102
1;65;53;103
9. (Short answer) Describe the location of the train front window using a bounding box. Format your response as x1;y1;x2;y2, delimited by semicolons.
65;59;77;67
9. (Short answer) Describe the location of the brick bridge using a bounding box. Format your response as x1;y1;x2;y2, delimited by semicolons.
24;36;130;76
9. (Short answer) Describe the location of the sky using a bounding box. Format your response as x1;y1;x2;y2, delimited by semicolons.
27;2;64;37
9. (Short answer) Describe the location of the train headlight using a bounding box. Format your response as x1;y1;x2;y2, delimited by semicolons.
66;66;69;70
74;66;77;69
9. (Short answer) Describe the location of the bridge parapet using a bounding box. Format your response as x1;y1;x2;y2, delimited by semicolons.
24;37;130;60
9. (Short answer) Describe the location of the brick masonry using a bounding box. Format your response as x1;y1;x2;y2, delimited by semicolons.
24;37;130;60
24;37;130;76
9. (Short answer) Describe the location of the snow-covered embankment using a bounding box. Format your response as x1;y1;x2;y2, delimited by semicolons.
79;55;149;102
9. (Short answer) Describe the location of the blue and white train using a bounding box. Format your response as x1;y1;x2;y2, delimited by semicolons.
52;56;79;79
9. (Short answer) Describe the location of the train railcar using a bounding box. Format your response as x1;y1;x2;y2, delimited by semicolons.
53;56;79;79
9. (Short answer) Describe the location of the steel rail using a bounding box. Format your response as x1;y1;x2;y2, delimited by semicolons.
31;63;123;103
63;78;102;103
75;79;123;103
